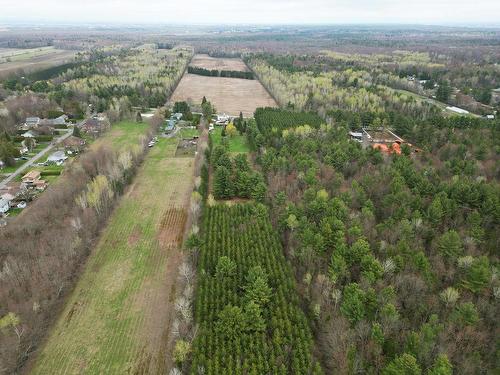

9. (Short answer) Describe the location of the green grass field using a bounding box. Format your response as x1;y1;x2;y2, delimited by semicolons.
211;127;249;153
178;127;199;139
32;138;195;374
92;121;150;151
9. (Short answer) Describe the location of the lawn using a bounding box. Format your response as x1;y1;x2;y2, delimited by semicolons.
32;137;195;375
211;126;249;153
178;127;199;139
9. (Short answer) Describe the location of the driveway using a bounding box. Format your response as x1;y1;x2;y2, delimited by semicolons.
0;129;73;190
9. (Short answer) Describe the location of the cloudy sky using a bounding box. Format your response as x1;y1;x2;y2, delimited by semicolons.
0;0;498;26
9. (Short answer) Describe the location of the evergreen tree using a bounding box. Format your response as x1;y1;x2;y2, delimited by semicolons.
383;353;421;375
214;166;233;199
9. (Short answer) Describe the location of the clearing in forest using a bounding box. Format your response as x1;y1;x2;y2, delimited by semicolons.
170;55;277;117
31;138;195;375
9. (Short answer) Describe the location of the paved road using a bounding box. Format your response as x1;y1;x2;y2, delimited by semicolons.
0;129;73;190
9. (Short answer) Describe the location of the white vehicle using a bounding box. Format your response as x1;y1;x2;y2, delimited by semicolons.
17;201;27;209
148;141;155;147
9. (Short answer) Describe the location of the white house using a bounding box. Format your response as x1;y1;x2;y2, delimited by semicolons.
486;114;495;120
349;131;363;142
0;198;9;214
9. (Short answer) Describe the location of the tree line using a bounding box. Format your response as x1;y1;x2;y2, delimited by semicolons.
188;66;254;80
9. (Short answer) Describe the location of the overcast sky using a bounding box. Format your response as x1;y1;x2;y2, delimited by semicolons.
0;0;499;26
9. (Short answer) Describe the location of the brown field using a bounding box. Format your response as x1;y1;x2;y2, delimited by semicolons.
170;73;277;117
0;47;76;78
189;53;249;71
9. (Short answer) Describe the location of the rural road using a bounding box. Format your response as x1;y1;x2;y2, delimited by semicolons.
0;128;73;190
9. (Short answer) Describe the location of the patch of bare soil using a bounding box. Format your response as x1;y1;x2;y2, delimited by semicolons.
190;53;249;72
170;73;277;117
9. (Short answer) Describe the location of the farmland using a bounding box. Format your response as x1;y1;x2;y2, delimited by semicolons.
189;53;249;71
0;46;76;78
31;138;195;374
170;55;277;116
190;204;321;374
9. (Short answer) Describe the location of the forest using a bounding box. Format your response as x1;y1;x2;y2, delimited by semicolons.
241;107;499;374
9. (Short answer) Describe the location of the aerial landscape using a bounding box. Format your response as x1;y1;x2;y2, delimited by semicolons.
0;1;499;374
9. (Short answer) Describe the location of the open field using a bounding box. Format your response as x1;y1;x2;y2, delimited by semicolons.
31;137;195;374
0;46;76;78
91;121;150;151
189;53;249;71
170;73;277;117
211;126;249;153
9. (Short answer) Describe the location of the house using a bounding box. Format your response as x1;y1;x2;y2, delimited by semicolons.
22;130;37;138
47;150;68;164
62;136;86;152
215;113;230;124
0;198;9;214
172;113;183;121
21;170;46;190
349;131;363;143
25;117;40;128
22;170;41;184
33;180;47;191
486;114;495;120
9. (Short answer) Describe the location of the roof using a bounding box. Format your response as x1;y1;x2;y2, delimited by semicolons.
349;131;363;137
22;170;41;180
22;130;36;138
39;116;66;126
0;198;8;207
446;106;469;114
47;151;67;162
25;117;40;123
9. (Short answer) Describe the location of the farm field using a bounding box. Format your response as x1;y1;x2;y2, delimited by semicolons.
170;73;277;117
189;53;249;71
170;54;277;117
0;46;76;78
31;138;195;374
